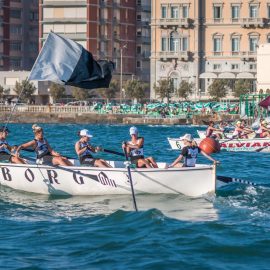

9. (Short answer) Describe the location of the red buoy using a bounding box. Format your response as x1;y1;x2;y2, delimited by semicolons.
199;137;220;155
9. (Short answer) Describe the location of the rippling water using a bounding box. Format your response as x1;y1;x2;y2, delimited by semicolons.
1;124;270;269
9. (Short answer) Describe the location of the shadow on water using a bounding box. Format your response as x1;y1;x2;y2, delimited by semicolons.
0;185;219;222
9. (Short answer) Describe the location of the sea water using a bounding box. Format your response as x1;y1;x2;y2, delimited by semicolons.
0;124;270;270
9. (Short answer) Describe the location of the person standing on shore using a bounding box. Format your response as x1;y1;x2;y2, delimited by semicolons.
0;126;26;164
75;129;111;167
122;126;158;168
168;134;219;168
15;124;73;166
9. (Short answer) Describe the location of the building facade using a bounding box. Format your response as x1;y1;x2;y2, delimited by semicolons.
151;0;270;100
0;0;39;71
39;0;151;85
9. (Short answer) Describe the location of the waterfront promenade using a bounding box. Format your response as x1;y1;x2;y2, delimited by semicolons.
0;105;239;125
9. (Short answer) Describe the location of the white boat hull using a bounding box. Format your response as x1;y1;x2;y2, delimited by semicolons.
168;137;270;152
0;161;216;197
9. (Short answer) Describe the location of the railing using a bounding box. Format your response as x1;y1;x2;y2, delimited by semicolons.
156;18;190;27
0;105;96;113
158;51;189;60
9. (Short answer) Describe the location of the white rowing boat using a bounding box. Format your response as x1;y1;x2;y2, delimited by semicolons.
168;134;270;152
0;160;216;197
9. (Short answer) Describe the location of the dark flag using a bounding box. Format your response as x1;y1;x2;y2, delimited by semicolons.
259;96;270;109
29;32;114;89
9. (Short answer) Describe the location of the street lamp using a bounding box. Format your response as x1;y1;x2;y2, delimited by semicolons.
120;44;127;105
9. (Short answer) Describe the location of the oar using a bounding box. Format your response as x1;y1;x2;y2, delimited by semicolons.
123;147;138;212
255;145;270;153
217;175;257;186
102;148;125;157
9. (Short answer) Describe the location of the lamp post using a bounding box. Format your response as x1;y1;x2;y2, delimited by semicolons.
120;44;127;105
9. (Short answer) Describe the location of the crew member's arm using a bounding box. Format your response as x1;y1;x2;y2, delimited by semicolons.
168;154;183;168
46;140;61;157
15;140;36;157
201;150;220;164
126;138;144;149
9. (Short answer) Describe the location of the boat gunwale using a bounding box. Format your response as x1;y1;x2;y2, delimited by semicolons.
0;162;214;173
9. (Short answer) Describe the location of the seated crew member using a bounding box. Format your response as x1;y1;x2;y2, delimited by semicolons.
75;129;111;168
0;126;26;164
15;124;73;166
168;133;219;168
258;119;270;138
122;126;158;168
241;120;254;138
232;121;250;139
205;121;223;139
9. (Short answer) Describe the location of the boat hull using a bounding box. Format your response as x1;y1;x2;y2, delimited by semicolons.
0;162;216;197
168;137;270;152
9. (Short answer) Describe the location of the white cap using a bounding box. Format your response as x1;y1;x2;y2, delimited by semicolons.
180;133;193;142
80;129;93;137
129;126;138;135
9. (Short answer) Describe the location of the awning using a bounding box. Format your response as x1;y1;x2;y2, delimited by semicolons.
236;72;254;79
218;72;236;79
199;72;218;79
259;96;270;108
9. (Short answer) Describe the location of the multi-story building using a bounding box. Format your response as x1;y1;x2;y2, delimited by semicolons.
39;0;151;86
151;0;270;100
151;0;200;99
0;0;39;71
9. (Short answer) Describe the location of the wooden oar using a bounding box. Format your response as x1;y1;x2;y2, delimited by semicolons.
103;148;125;157
217;175;257;186
255;144;270;153
123;147;138;212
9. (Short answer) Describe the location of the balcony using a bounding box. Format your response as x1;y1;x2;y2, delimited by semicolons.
136;20;150;27
136;5;151;12
240;18;265;28
156;18;191;28
136;35;151;44
100;34;109;41
113;17;120;25
158;51;189;61
42;1;86;7
100;18;109;25
240;51;257;61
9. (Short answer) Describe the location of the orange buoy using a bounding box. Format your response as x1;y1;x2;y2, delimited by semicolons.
199;137;220;155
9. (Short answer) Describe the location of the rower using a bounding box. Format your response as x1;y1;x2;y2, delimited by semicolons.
0;126;26;164
205;121;223;139
15;124;73;166
168;134;219;168
258;119;270;138
232;120;251;139
122;126;158;168
75;129;111;168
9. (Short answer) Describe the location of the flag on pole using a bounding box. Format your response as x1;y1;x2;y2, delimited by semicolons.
259;96;270;109
29;32;114;89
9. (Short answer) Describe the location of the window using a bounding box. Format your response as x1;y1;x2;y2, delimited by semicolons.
213;6;222;20
182;37;188;51
170;76;179;91
249;5;258;18
213;64;221;70
171;6;179;19
10;25;22;35
231;64;239;70
137;15;141;21
268;5;270;18
29;11;38;21
10;9;21;19
169;32;179;52
161;6;167;18
250;64;256;70
249;37;258;52
231;37;240;52
182;6;188;18
267;34;270;43
231;6;240;21
213;37;222;52
161;37;167;51
10;59;21;69
137;46;141;54
137;30;142;37
136;61;141;68
10;42;21;51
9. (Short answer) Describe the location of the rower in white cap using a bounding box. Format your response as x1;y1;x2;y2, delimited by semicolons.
122;126;158;168
168;133;219;168
75;129;111;167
